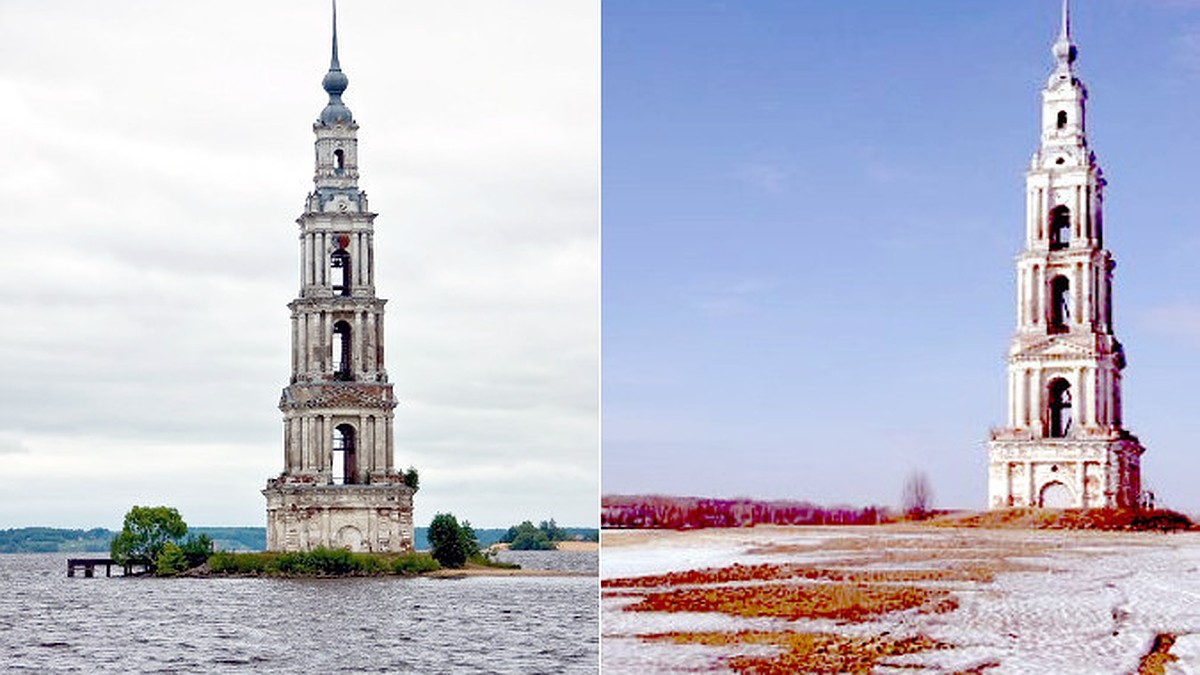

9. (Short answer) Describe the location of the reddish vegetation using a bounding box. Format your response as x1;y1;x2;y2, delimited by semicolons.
602;561;995;589
601;494;887;529
624;582;955;622
643;630;951;674
932;508;1194;532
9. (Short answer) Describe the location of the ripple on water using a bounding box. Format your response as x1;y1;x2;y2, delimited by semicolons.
0;554;598;674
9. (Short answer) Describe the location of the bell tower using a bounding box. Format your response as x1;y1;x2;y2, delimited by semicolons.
987;0;1144;510
264;2;416;552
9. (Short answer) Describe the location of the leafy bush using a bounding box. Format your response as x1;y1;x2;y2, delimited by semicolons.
206;549;439;576
403;467;420;491
153;541;188;576
208;551;271;575
393;553;440;575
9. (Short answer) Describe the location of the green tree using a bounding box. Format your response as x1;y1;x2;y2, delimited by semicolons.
505;520;555;550
538;518;566;542
428;513;474;568
459;520;480;559
110;506;188;566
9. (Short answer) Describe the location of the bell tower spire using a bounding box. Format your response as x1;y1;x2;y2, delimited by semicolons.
986;4;1145;510
264;4;416;553
1054;0;1075;71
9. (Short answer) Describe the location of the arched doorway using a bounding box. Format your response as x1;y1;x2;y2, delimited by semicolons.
1039;481;1072;508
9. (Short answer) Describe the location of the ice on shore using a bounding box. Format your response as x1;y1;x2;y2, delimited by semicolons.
601;526;1200;674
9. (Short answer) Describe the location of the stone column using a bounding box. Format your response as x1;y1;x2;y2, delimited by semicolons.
359;413;368;473
1016;368;1028;428
1076;461;1087;507
365;312;376;373
1026;461;1035;506
386;416;394;471
353;311;364;375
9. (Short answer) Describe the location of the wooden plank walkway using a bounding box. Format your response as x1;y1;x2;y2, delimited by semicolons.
66;558;148;577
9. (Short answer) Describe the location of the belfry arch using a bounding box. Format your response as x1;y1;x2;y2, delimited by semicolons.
332;423;357;484
1049;205;1071;250
1047;378;1072;438
332;320;352;380
1049;275;1070;332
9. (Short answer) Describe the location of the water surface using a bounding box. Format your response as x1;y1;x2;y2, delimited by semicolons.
2;553;597;673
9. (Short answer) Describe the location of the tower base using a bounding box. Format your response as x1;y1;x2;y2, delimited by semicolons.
263;481;415;552
987;431;1143;510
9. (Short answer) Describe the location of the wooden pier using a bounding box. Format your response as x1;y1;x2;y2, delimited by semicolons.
66;558;148;577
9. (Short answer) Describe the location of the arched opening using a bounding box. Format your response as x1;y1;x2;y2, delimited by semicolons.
1056;110;1068;130
1049;275;1070;333
333;149;345;173
332;321;352;380
1048;378;1072;438
1039;481;1072;508
1049;205;1071;250
331;248;351;296
332;424;357;484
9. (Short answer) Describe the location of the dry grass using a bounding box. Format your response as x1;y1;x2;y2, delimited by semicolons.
603;561;999;589
642;630;951;674
1136;633;1179;675
624;581;956;622
930;508;1193;532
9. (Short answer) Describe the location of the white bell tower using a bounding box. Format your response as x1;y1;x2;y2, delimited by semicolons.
263;2;416;551
987;0;1144;510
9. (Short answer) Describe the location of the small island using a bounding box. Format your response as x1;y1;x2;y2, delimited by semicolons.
94;505;594;578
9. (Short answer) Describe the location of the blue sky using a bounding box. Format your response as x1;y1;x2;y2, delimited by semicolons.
602;0;1200;512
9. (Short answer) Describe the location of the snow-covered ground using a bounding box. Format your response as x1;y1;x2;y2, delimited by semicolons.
601;526;1200;674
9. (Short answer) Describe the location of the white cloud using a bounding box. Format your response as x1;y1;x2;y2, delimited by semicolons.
0;1;598;529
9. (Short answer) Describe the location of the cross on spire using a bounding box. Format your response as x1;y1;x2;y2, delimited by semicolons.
1052;0;1077;71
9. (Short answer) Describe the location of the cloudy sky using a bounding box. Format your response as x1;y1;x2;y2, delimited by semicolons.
603;0;1200;513
0;1;598;529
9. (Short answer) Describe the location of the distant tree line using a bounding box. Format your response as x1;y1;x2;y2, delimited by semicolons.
0;525;598;553
0;527;114;553
601;495;888;530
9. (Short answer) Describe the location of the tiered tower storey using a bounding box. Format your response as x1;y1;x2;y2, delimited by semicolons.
987;1;1144;509
264;6;414;551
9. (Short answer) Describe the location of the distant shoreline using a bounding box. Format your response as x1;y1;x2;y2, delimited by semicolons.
487;540;599;553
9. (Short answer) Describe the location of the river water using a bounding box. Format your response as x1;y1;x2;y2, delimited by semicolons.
0;552;598;673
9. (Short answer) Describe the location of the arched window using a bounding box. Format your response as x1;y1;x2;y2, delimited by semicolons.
1049;275;1070;332
332;321;352;380
332;424;357;484
1049;205;1071;250
334;149;345;173
1056;110;1068;130
1048;378;1072;438
331;248;351;296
